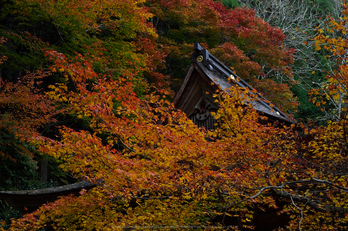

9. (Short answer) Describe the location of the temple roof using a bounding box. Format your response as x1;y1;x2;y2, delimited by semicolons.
173;43;295;124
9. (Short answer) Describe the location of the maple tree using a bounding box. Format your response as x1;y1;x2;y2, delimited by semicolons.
2;0;348;230
6;81;348;230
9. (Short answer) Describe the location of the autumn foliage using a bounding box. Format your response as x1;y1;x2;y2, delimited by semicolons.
311;1;348;121
1;0;348;230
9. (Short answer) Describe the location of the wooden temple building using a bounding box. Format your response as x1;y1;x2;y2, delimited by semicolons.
173;43;294;129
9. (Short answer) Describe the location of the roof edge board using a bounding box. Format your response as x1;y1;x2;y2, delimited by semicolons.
172;64;195;105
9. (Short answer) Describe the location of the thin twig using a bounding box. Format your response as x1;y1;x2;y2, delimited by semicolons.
291;196;303;231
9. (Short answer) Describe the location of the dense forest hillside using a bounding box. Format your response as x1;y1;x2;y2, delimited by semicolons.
1;0;348;230
237;0;343;121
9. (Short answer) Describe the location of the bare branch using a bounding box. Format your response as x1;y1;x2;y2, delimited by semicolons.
273;188;348;213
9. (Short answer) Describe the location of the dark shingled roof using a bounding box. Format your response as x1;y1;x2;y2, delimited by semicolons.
173;43;295;125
